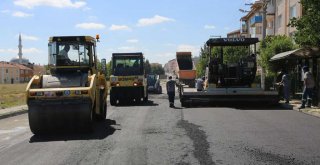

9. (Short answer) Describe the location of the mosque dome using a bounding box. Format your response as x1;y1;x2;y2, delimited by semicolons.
10;56;30;64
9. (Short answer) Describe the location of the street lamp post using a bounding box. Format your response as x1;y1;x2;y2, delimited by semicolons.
261;0;270;90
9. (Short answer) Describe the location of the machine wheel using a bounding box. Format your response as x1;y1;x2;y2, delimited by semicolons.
181;101;190;108
28;109;44;134
158;86;162;94
110;92;117;106
95;89;107;121
143;91;148;102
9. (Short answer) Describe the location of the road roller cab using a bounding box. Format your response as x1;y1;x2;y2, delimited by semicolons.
109;52;148;105
26;36;108;134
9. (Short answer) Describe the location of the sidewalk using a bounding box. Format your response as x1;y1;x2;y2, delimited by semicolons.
0;105;28;120
281;99;320;118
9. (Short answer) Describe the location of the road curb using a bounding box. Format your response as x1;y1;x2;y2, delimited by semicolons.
0;106;28;120
280;103;320;118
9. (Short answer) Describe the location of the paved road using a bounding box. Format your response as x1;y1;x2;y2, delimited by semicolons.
0;87;320;164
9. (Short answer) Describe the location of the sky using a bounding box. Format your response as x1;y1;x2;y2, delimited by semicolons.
0;0;255;65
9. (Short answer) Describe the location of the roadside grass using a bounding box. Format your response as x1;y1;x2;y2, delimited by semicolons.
0;84;27;109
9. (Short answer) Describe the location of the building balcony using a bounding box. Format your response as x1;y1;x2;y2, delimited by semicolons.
250;16;262;26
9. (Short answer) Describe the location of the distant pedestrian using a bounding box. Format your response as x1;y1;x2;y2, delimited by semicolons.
277;69;290;104
196;76;205;91
276;71;284;99
166;76;176;108
299;66;315;109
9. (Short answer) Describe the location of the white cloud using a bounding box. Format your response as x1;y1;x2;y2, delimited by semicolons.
155;52;175;57
109;24;131;31
1;10;10;13
177;44;200;56
75;22;106;30
0;48;41;54
14;0;86;9
16;34;39;41
126;39;139;43
244;0;256;3
137;15;175;27
23;48;42;54
204;25;216;29
83;7;91;11
117;46;137;51
12;11;33;17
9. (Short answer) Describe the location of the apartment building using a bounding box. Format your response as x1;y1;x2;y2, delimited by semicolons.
0;62;20;84
164;59;178;76
275;0;302;37
227;29;241;38
239;0;276;40
236;0;302;39
11;63;33;83
0;62;35;84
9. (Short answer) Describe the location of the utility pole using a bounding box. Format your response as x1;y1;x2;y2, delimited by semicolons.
261;0;269;90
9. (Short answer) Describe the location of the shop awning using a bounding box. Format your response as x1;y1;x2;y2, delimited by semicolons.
269;49;301;61
270;47;320;62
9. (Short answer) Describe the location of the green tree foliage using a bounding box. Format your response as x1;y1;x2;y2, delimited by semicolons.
196;44;209;77
258;35;296;75
289;0;320;47
144;59;151;74
150;64;165;75
106;61;112;78
221;46;250;63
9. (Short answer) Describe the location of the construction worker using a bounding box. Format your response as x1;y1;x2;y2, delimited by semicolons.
299;66;315;109
166;76;176;108
59;45;70;59
277;69;290;104
196;76;205;91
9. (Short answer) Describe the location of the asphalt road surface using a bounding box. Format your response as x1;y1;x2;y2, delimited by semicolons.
1;85;320;164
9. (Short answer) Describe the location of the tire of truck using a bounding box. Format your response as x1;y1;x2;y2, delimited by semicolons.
158;86;162;94
95;89;107;121
143;90;148;102
110;90;117;106
189;82;195;88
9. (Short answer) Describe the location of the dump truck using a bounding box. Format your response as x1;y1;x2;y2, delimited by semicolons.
109;52;148;105
176;52;196;87
179;38;279;107
26;35;108;134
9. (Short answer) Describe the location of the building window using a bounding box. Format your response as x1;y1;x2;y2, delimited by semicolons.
256;26;262;34
290;4;297;19
277;14;282;29
269;0;275;6
6;69;8;73
268;20;274;28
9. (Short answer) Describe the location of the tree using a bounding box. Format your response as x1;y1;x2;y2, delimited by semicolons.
258;35;296;76
289;0;320;47
150;63;165;75
106;61;112;78
196;44;209;77
144;59;151;74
